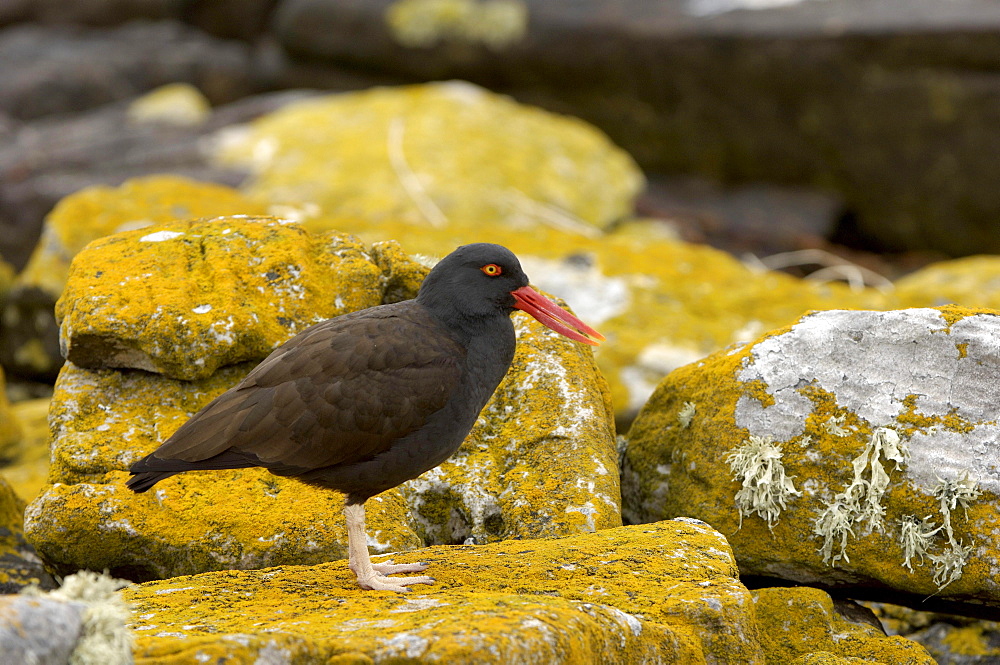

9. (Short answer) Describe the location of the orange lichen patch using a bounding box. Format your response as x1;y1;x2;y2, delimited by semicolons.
18;175;265;298
127;521;765;664
0;474;52;588
0;367;24;464
894;395;977;437
753;587;934;664
932;303;999;329
368;239;431;303
624;337;754;531
938;623;1000;657
57;216;383;380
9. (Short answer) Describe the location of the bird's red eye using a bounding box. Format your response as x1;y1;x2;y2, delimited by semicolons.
481;264;502;276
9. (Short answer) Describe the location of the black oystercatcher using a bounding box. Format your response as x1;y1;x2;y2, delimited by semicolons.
127;243;603;592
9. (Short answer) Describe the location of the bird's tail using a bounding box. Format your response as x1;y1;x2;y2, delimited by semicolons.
126;471;179;493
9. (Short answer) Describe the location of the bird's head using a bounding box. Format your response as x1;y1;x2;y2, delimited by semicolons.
417;243;604;346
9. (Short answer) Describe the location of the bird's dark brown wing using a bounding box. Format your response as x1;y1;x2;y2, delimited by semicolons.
143;304;465;472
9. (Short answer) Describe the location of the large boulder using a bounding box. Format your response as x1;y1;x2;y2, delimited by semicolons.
124;520;932;664
24;218;618;579
624;306;1000;619
214;81;644;233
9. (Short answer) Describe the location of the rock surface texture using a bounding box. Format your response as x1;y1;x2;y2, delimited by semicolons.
122;520;932;663
625;306;1000;617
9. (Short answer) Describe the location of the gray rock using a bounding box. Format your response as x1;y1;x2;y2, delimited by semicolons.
0;21;255;121
0;595;85;665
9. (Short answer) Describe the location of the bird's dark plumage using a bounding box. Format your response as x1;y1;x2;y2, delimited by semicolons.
126;242;603;591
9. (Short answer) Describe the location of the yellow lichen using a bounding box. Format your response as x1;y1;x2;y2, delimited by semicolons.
56;217;384;381
214;82;642;235
3;397;51;502
939;624;1000;656
18;176;265;298
625;305;1000;598
126;521;763;664
753;587;934;664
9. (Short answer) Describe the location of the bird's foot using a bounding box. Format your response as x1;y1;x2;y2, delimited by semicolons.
356;571;435;593
372;559;429;575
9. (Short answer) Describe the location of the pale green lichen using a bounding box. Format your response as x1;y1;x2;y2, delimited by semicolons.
929;541;974;590
22;570;134;665
899;515;941;573
678;401;696;429
822;415;851;437
891;476;981;589
726;435;799;529
814;427;906;565
814;498;856;566
925;474;982;589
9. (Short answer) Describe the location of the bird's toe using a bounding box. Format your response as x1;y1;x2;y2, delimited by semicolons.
357;573;435;592
371;559;430;575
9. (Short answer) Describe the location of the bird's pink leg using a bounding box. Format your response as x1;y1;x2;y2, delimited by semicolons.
343;502;433;592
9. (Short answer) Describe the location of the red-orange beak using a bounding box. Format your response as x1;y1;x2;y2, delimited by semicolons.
511;286;605;346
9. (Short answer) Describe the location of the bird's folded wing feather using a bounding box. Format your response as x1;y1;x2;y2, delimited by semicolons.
147;306;465;471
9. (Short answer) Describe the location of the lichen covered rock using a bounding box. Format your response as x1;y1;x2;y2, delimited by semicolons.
753;586;933;664
2;397;52;502
27;224;617;580
215;80;643;233
126;520;765;664
624;306;1000;613
19;176;263;301
57;216;384;380
0;473;55;592
3;176;265;379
